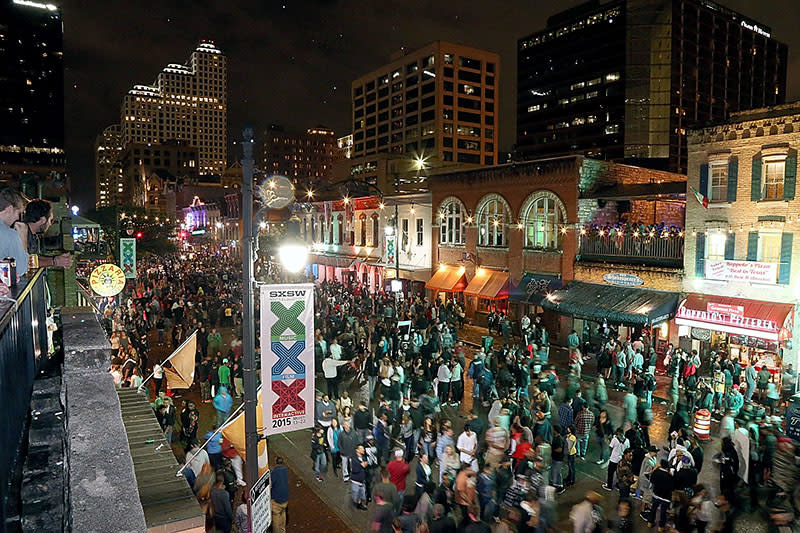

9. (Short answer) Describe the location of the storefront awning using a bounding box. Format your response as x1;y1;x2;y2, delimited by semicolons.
675;293;794;341
309;253;354;268
425;265;467;292
509;273;562;304
464;269;509;300
540;281;679;326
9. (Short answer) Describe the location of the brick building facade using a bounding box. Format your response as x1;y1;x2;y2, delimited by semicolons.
683;102;800;372
428;157;686;343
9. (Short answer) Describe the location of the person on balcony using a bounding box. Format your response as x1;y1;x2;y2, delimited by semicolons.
0;187;28;287
15;199;72;269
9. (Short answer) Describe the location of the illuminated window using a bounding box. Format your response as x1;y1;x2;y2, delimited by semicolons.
709;162;728;202
438;198;465;245
476;194;510;247
605;72;620;82
522;192;565;249
763;158;785;200
707;233;727;260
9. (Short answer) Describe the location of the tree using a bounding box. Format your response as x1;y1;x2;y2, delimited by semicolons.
85;205;177;259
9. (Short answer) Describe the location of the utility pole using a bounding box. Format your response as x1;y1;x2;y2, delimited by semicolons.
241;127;260;507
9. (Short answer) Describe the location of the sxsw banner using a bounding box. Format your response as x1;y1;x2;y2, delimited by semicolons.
119;238;137;279
260;283;314;436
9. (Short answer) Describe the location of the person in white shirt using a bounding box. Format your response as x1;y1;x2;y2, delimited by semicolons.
152;363;164;394
186;444;210;478
436;360;452;406
449;360;463;407
322;355;349;398
456;424;478;471
329;338;343;360
603;428;629;491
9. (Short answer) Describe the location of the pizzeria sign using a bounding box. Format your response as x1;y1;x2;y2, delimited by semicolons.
705;260;778;284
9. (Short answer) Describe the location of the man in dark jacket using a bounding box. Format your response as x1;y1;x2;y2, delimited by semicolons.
430;503;456;533
648;459;674;528
338;420;357;482
353;402;372;444
211;472;234;532
349;444;368;510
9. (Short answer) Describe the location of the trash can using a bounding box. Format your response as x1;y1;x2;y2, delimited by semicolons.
693;409;711;441
482;335;493;352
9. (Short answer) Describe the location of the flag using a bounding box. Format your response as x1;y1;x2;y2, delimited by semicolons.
690;186;709;209
221;388;269;477
163;332;197;390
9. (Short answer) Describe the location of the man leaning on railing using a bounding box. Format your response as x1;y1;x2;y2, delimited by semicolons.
0;187;29;298
14;199;73;270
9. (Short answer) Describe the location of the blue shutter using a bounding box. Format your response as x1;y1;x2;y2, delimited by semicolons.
727;157;738;202
699;164;709;198
695;233;706;278
784;150;797;201
779;232;793;285
724;233;735;260
751;154;762;201
747;232;759;261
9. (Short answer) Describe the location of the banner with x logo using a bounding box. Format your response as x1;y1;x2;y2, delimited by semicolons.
119;238;137;279
260;284;315;436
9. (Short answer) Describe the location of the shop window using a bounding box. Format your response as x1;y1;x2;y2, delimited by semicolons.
476;194;510;247
522;192;565;249
438;198;465;245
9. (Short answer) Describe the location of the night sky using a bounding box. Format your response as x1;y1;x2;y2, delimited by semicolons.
63;0;800;210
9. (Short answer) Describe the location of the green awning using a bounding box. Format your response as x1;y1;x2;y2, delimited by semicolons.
540;281;679;326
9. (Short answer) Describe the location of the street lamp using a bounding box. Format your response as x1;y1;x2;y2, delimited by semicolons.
278;241;308;273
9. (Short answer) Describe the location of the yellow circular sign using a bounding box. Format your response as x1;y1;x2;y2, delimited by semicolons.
89;263;126;297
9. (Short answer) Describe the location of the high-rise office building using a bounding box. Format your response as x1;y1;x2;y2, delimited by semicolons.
351;41;499;191
95;124;122;208
260;125;338;187
0;0;65;182
517;0;788;173
120;40;227;176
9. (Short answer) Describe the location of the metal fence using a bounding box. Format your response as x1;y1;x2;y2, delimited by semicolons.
0;268;49;528
578;234;684;265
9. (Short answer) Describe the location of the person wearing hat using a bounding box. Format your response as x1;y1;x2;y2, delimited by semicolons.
218;357;231;390
569;491;603;533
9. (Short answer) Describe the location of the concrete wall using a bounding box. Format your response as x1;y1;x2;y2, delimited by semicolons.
62;310;147;533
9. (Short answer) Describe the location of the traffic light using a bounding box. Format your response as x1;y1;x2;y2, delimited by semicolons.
136;231;143;239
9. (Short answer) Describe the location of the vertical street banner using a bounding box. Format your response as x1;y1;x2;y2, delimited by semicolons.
386;233;396;267
119;238;137;279
260;283;314;436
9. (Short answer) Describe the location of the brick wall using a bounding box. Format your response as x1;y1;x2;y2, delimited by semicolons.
574;262;683;291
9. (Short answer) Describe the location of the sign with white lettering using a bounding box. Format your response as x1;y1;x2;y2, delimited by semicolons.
676;305;779;336
705;260;778;284
602;273;644;287
707;303;744;317
249;470;272;533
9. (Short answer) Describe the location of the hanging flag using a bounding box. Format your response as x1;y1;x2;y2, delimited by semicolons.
221;388;269;476
120;238;137;278
163;332;197;390
690;186;709;209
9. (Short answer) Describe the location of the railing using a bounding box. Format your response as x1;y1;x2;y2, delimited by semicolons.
578;234;684;266
0;268;50;527
76;278;102;314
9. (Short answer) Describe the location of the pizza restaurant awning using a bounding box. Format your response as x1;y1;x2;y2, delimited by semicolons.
509;273;562;304
425;264;467;292
463;268;509;300
540;281;679;326
675;293;794;341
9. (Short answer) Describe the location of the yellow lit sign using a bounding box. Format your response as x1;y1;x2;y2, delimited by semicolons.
89;264;126;297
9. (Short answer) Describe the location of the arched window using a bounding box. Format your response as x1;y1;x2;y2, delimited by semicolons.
521;191;566;249
336;214;344;245
438;197;465;245
359;213;367;246
476;194;511;247
371;213;380;247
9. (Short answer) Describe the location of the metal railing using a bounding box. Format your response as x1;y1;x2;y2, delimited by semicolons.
578;234;684;266
76;278;102;314
0;268;50;527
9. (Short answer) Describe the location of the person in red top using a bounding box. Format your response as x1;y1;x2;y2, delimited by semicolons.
511;433;533;464
387;449;410;500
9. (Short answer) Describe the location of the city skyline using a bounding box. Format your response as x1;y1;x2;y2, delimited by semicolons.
64;0;800;209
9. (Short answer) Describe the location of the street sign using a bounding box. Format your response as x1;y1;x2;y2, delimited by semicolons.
249;469;272;533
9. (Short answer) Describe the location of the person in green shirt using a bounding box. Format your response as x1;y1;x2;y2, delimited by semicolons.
218;358;231;387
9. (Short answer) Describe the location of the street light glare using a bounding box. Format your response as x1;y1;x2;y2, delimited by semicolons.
279;243;308;273
306;189;314;198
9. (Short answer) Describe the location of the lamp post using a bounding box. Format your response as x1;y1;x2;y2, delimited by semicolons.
240;128;260;515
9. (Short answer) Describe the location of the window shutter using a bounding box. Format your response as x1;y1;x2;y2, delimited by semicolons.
699;164;709;197
747;232;759;261
784;149;797;201
727;156;738;202
751;154;762;201
724;233;735;260
779;232;793;285
695;233;706;278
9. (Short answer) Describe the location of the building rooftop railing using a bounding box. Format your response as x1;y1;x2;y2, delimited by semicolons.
578;234;684;267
